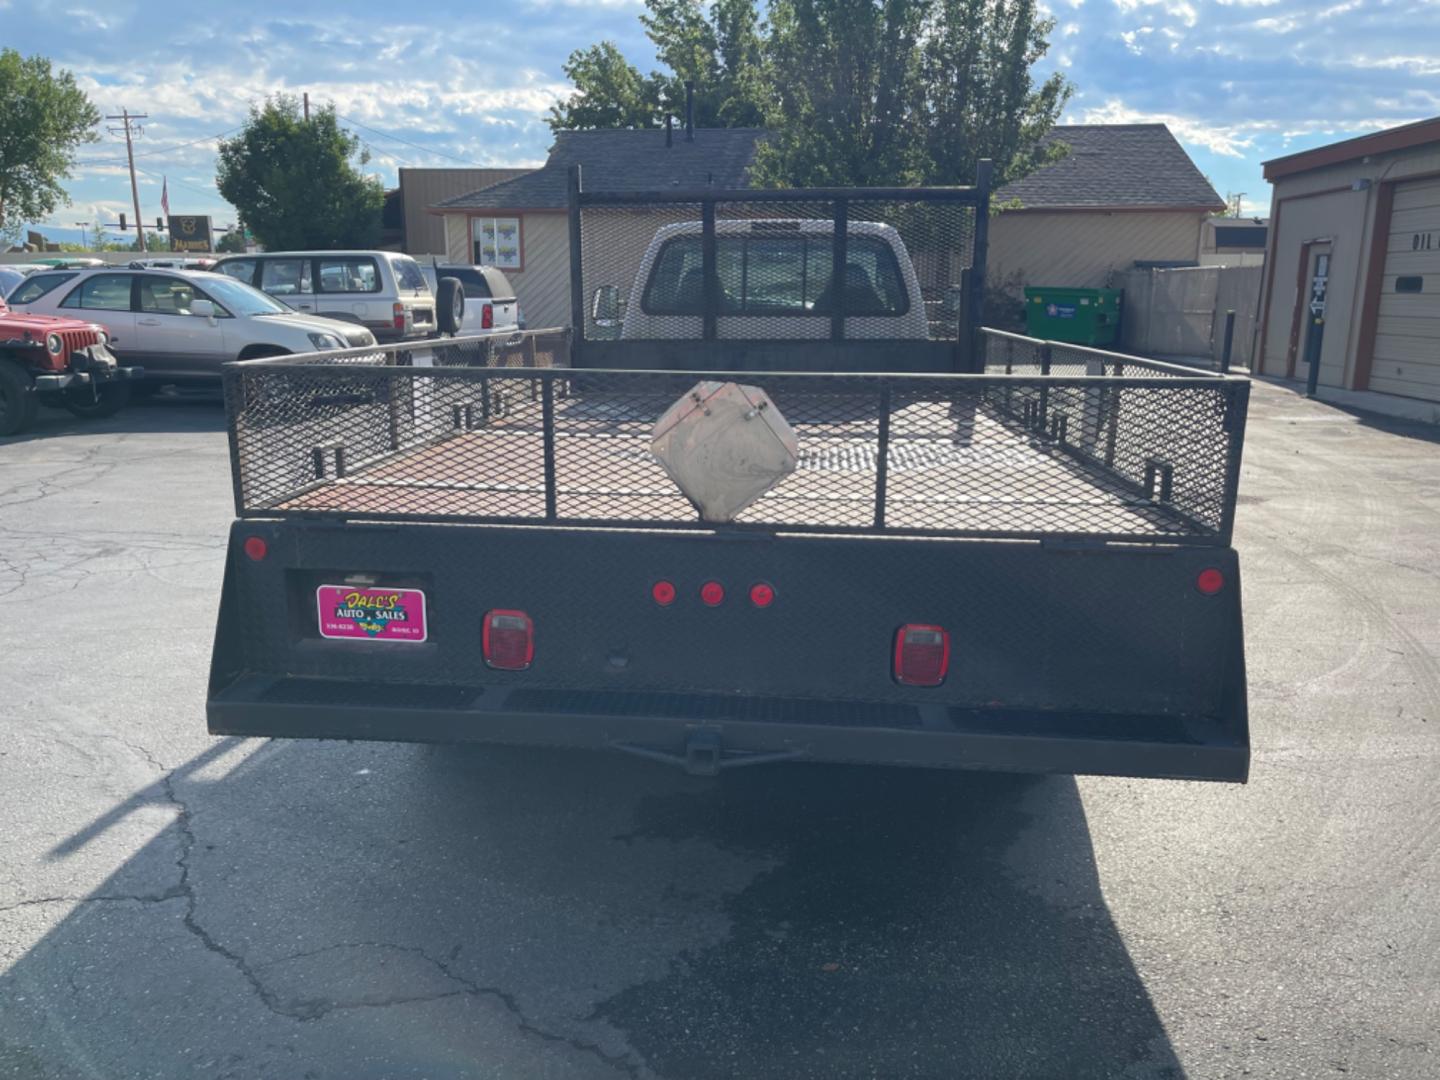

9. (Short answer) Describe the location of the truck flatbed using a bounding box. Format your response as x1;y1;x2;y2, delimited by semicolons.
275;397;1200;538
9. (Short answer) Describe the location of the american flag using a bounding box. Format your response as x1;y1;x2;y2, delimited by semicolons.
160;177;170;218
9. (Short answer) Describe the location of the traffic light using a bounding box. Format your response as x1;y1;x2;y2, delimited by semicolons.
119;213;127;232
156;217;164;231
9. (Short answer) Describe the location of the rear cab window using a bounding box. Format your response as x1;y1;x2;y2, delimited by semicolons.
9;272;79;305
641;233;908;317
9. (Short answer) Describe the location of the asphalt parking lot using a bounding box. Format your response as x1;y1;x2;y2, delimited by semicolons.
1;381;1437;1080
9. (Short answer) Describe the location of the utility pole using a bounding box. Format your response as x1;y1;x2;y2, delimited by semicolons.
105;108;148;252
1231;192;1246;218
75;221;90;248
303;92;310;122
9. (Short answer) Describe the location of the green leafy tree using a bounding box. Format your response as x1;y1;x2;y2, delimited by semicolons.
214;228;248;253
216;96;383;250
0;50;100;242
551;0;1070;189
551;0;769;131
549;43;659;130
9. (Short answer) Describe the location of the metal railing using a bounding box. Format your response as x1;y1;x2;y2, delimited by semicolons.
222;328;1248;546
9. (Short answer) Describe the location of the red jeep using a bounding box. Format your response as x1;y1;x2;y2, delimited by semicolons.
0;296;142;436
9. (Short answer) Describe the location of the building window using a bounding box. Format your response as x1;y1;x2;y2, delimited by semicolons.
1395;276;1423;293
471;217;522;271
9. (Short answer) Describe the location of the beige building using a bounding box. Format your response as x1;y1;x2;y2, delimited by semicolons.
988;125;1225;295
1256;117;1440;414
431;123;1221;332
396;168;532;255
432;129;765;330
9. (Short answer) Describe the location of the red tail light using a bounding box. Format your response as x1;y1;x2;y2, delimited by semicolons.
1196;567;1225;595
894;625;950;687
242;536;268;561
652;580;676;606
483;610;534;670
700;581;725;606
392;302;406;331
749;583;775;608
481;303;494;329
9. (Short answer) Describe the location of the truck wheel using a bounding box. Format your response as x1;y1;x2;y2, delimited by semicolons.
436;277;465;335
0;359;39;436
63;381;131;420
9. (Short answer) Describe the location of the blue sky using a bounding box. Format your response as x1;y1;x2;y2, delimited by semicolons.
6;0;1437;243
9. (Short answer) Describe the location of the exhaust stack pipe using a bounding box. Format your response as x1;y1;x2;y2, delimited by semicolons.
685;81;695;142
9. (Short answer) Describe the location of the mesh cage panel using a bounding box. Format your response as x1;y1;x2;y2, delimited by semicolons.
224;329;1245;545
580;202;702;342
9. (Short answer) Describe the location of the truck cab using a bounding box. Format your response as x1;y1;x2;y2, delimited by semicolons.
593;220;932;342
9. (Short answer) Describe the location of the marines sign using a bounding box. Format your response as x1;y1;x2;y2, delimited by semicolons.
167;215;213;252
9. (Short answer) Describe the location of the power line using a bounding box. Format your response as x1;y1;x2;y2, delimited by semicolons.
73;124;243;167
334;113;481;167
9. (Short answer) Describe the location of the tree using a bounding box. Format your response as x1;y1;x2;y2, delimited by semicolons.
216;96;383;250
550;0;768;130
550;0;1070;189
0;50;100;242
130;230;166;252
214;229;248;253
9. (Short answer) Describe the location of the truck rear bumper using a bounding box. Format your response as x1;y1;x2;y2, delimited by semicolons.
208;674;1248;781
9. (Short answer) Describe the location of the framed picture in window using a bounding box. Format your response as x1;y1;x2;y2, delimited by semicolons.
471;216;522;271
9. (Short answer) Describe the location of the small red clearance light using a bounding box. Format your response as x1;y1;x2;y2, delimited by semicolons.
483;609;534;670
700;581;725;607
1196;567;1225;595
243;536;268;561
749;583;775;608
894;625;950;687
652;580;677;606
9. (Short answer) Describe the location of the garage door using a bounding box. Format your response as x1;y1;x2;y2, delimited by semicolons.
1369;176;1440;400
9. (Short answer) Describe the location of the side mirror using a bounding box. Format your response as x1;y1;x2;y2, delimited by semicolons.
942;286;965;317
591;284;622;325
191;299;217;323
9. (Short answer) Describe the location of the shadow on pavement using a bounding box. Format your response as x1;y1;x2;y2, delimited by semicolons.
2;740;1181;1080
0;392;225;445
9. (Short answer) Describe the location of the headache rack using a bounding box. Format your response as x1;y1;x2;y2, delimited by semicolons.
221;328;1248;546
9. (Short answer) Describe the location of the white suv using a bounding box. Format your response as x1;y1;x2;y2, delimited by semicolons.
419;263;522;337
212;251;436;342
9;267;376;386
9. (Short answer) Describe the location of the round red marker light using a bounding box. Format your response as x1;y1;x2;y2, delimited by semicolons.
749;583;775;608
243;536;268;561
700;581;725;607
652;580;677;606
1196;567;1225;595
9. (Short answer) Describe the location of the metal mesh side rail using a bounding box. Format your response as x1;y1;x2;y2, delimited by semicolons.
224;336;1244;545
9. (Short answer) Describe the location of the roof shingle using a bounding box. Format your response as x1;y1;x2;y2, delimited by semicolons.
434;128;766;211
995;125;1224;211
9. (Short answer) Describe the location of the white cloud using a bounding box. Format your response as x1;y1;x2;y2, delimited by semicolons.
1111;0;1197;25
1075;98;1260;157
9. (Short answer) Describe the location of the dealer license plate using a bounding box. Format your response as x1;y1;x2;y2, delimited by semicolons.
316;585;428;642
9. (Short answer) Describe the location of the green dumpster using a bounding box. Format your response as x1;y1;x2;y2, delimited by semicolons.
1023;287;1123;346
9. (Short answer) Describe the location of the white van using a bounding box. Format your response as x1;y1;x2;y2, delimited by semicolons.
212;251;436;343
598;220;932;341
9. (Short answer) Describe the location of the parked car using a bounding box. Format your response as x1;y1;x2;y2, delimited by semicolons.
0;292;141;435
6;269;82;306
211;251;436;343
418;263;523;337
129;257;215;271
0;266;25;300
8;267;376;387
